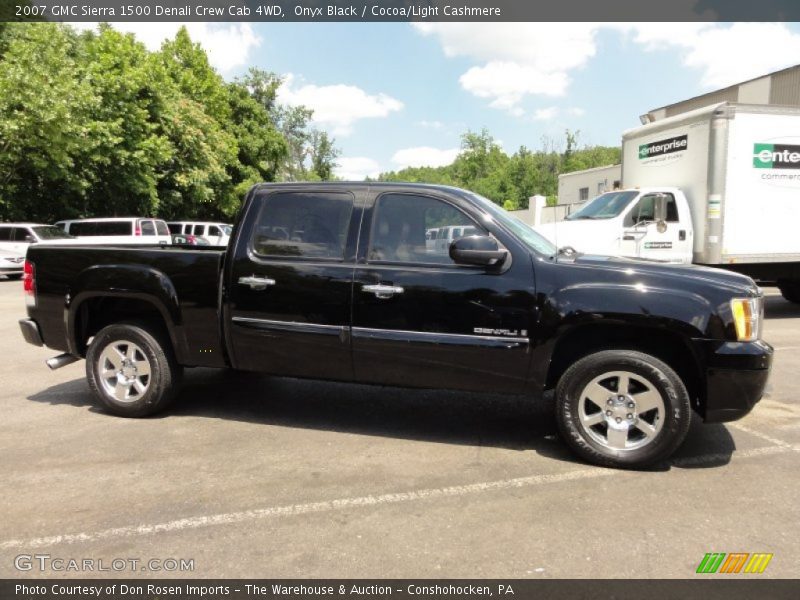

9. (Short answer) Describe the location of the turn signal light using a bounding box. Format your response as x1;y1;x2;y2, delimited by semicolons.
730;297;761;342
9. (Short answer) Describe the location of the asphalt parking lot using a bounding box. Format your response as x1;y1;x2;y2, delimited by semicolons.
0;278;798;579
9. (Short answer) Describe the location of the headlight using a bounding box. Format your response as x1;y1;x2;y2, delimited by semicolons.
730;297;762;342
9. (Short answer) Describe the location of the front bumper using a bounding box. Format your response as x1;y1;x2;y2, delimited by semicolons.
694;339;773;423
19;318;44;347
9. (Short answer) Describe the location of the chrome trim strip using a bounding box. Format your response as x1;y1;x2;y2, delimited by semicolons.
232;316;345;335
352;326;529;345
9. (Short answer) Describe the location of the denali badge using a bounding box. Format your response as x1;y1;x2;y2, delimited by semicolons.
474;327;528;337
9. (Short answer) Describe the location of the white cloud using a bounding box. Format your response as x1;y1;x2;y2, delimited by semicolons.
334;157;382;181
277;75;403;136
415;23;597;114
69;22;260;73
416;22;800;113
417;120;445;130
567;107;586;117
624;22;800;89
532;107;559;121
391;147;460;169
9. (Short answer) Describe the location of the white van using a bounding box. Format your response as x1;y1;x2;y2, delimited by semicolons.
166;222;231;246
56;218;172;245
0;223;75;255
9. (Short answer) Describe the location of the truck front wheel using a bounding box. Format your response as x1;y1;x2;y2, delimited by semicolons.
778;281;800;304
86;322;181;417
555;350;691;469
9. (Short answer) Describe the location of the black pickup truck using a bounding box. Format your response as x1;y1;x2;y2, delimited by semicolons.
19;183;773;468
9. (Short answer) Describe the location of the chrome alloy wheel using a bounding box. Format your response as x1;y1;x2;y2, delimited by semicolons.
577;370;665;451
97;340;152;403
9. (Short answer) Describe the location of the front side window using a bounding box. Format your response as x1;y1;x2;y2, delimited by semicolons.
209;226;222;237
155;221;170;236
624;193;679;227
252;191;354;259
369;194;480;265
0;227;12;241
32;226;74;240
13;227;33;241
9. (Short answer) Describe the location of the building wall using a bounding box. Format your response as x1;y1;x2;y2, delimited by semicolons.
557;164;622;205
646;65;800;122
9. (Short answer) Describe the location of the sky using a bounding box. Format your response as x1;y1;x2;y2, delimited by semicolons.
74;21;800;179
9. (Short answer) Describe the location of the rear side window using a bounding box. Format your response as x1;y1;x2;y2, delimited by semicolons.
140;220;156;236
155;221;169;236
193;224;206;236
208;226;222;237
0;227;11;241
251;191;354;259
70;221;133;236
167;223;182;234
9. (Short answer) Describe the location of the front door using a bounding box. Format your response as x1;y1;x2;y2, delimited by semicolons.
227;187;362;380
619;192;692;262
351;190;534;395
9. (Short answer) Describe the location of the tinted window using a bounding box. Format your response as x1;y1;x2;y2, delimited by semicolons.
208;226;222;236
369;194;479;265
167;223;182;234
13;228;33;241
252;191;354;259
193;224;206;236
140;220;156;235
155;221;169;236
0;227;11;241
32;226;73;239
70;221;133;236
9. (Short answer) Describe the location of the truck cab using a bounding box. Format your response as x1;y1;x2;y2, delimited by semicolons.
535;187;694;263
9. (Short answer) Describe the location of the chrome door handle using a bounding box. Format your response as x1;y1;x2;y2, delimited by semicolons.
362;284;404;299
238;275;276;291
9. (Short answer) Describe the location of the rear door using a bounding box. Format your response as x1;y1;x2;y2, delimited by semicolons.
351;190;534;394
226;187;363;380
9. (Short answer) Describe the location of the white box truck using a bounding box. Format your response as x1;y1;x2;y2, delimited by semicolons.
534;102;800;302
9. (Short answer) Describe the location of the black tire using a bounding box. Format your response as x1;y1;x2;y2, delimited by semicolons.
555;350;691;469
86;322;181;417
778;282;800;304
5;273;23;280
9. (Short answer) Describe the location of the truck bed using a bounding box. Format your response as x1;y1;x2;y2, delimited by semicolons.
26;244;228;368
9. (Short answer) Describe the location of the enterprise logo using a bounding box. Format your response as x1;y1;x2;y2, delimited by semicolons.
639;135;688;159
753;143;800;169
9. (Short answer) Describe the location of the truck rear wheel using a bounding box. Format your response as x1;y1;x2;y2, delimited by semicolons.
555;350;691;469
86;322;181;417
778;281;800;304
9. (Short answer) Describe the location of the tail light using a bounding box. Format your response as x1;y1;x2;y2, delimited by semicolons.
134;223;142;236
23;260;36;307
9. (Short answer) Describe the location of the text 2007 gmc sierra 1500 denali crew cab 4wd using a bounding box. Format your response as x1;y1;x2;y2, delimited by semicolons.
18;183;773;468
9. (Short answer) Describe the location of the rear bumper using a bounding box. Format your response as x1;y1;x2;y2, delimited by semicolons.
695;340;773;423
19;318;44;347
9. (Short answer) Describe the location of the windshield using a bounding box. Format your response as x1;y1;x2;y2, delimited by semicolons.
566;191;638;220
33;226;74;239
466;192;557;256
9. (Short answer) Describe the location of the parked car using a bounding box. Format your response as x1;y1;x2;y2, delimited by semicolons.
171;233;211;246
0;249;25;279
19;183;772;469
167;221;231;246
55;218;172;245
0;223;75;255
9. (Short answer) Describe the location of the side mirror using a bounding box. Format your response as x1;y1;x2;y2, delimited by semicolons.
449;235;507;267
653;194;668;232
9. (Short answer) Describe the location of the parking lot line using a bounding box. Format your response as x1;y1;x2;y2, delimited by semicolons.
729;422;800;451
0;444;790;552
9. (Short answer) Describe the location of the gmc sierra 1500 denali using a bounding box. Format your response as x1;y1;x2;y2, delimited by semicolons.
18;183;773;468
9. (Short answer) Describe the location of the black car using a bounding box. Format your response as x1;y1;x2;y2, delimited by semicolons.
18;183;772;468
